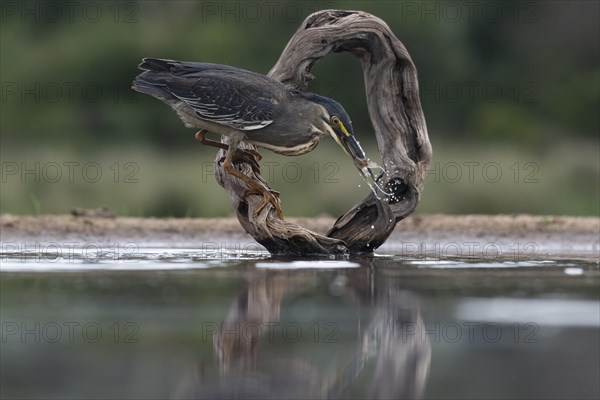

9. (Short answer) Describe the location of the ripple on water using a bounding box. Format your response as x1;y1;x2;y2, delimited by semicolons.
0;247;270;272
0;247;594;272
406;259;560;269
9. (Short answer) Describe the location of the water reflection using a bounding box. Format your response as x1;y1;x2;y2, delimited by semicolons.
175;266;431;399
1;248;597;399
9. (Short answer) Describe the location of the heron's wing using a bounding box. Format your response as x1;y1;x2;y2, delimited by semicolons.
173;74;276;131
136;59;281;131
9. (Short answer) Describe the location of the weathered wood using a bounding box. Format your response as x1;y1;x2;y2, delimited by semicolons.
214;10;432;255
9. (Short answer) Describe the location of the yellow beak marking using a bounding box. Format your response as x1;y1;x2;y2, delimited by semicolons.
327;125;350;157
337;120;351;137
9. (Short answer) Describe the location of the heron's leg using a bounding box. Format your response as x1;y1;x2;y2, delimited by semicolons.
196;130;262;173
195;130;229;150
218;154;261;175
222;141;284;220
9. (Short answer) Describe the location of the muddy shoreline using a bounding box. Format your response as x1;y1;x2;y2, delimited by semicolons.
1;214;598;261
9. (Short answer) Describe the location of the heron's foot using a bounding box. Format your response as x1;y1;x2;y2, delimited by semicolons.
218;149;262;174
243;187;283;219
221;147;280;219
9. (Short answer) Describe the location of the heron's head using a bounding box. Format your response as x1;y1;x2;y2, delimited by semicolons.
302;93;368;169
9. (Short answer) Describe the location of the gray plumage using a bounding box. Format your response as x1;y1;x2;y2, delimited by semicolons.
132;58;365;158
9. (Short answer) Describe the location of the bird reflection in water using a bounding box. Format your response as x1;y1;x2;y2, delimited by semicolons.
174;266;431;399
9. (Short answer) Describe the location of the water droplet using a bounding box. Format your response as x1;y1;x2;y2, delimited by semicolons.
370;225;374;229
358;184;361;187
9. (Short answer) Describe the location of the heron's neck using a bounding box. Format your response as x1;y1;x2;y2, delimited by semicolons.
300;92;330;106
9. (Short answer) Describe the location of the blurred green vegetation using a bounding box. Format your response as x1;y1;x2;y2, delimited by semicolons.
1;0;598;217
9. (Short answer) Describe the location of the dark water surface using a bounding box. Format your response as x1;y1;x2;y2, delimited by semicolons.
1;247;598;399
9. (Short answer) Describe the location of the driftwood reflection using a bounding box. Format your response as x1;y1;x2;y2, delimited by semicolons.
175;266;431;399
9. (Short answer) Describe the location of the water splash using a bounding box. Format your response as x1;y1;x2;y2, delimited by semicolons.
356;160;393;199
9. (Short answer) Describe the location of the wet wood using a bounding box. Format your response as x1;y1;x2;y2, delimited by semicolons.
215;10;432;255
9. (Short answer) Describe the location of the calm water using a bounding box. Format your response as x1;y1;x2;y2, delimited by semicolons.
1;246;598;399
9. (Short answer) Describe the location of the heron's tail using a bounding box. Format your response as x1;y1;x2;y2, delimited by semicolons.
132;58;195;99
132;58;182;101
131;73;174;101
137;58;177;72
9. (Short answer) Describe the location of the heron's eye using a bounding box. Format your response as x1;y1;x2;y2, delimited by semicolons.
331;116;340;125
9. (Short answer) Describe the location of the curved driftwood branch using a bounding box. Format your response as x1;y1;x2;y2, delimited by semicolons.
214;10;432;255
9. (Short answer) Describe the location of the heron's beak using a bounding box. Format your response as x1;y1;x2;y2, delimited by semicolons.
331;121;388;194
332;121;368;169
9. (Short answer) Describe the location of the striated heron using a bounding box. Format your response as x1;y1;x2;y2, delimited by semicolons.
133;58;379;219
